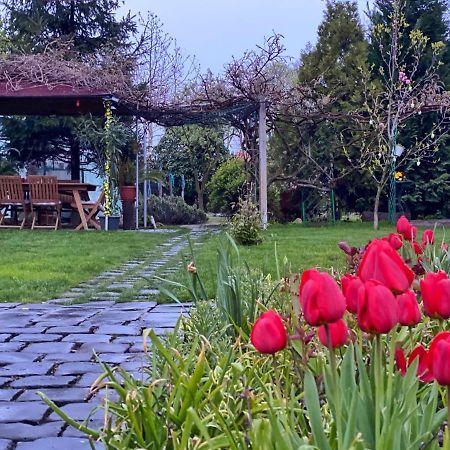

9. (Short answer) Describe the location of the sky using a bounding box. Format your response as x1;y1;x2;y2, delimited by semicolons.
119;0;372;75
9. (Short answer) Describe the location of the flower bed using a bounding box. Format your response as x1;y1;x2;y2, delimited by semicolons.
42;221;450;449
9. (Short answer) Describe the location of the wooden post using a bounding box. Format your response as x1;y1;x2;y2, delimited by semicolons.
259;99;268;229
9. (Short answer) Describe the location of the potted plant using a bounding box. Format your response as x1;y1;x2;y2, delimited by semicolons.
99;195;121;230
118;158;136;202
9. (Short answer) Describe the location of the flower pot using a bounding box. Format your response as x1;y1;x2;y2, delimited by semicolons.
120;185;136;202
100;215;120;231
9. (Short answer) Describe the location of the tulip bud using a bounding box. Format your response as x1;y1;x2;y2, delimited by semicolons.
317;319;349;348
341;274;363;314
357;239;414;294
250;310;287;354
396;215;416;241
412;241;423;255
428;332;450;386
338;241;357;255
420;271;450;319
357;280;398;334
397;290;421;326
382;233;403;250
396;345;433;382
299;269;346;326
421;229;434;246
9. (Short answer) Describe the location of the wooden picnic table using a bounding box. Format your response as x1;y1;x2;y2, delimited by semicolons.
22;180;102;230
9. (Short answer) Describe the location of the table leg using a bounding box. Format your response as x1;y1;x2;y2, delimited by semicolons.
73;190;88;230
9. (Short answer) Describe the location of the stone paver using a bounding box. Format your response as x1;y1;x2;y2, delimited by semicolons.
0;227;211;447
0;300;191;447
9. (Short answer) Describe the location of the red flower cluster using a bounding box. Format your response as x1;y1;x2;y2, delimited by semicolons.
395;345;432;383
249;215;449;371
396;332;450;386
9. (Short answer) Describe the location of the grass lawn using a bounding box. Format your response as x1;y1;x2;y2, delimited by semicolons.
162;221;447;301
0;229;183;303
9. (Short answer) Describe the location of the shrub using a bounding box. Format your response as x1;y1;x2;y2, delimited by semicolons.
148;196;207;225
206;158;246;215
230;197;262;245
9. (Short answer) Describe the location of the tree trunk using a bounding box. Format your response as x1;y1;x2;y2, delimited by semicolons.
373;185;383;230
194;174;204;210
70;139;80;181
197;188;204;210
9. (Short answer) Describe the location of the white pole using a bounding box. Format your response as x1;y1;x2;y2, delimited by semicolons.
135;118;139;229
258;100;268;229
143;125;148;228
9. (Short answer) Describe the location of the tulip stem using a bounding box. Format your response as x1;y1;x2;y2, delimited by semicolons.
446;388;450;450
325;324;343;449
385;329;397;421
272;354;283;400
374;334;383;450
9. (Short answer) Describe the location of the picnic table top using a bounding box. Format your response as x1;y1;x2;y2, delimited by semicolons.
21;180;98;191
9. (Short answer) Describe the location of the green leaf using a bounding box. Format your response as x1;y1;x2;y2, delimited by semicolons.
304;371;332;450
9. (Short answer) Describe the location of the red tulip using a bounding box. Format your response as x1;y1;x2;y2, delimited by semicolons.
396;215;416;240
420;271;450;319
395;346;407;375
412;241;423;255
250;310;287;354
395;345;433;382
317;319;349;348
422;229;434;246
299;269;346;326
383;233;403;250
397;290;421;326
341;274;363;314
357;280;398;334
441;243;449;252
357;239;414;294
428;332;450;386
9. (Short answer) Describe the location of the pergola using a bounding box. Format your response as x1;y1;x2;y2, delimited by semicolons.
0;83;269;227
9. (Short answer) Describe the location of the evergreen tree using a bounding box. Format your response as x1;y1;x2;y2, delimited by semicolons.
0;1;136;178
269;0;369;217
2;0;135;54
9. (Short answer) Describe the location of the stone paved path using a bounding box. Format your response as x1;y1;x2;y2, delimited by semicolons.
0;301;190;449
0;227;214;449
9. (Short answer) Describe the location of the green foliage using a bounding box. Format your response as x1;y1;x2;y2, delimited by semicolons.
269;0;369;218
2;0;135;54
157;233;281;340
230;197;263;246
154;125;229;210
41;326;312;449
304;343;445;450
75;117;132;182
148;196;207;225
206;158;246;215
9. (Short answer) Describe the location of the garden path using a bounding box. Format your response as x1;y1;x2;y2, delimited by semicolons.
0;227;211;449
48;226;208;305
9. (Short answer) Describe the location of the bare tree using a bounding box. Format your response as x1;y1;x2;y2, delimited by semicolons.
356;0;449;229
